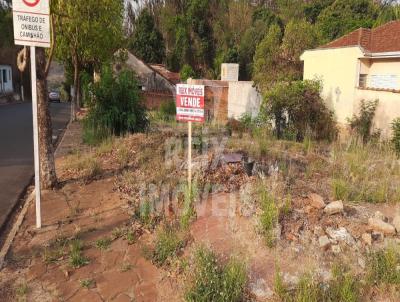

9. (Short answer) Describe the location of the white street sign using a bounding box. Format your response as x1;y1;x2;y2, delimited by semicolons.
12;0;50;48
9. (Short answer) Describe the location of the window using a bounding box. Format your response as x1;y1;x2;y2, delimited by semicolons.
2;69;7;83
359;74;367;88
370;74;398;90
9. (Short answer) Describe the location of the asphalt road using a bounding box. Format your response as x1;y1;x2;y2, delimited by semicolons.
0;102;70;230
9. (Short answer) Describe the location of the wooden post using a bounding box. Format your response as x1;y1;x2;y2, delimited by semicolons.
188;121;192;191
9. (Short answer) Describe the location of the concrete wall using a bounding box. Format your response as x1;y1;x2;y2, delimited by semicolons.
355;89;400;137
301;46;364;124
227;81;261;119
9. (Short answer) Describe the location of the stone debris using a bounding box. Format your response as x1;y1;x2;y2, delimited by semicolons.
326;227;355;246
368;218;396;235
361;233;372;246
371;231;384;242
392;215;400;233
374;211;388;222
249;278;274;300
319;235;331;249
324;201;343;215
308;193;326;209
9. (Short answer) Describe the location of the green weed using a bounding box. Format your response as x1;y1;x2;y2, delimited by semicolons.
95;237;112;250
258;184;278;247
184;246;247;302
80;279;95;289
367;245;400;285
152;224;186;266
69;239;89;268
15;282;29;300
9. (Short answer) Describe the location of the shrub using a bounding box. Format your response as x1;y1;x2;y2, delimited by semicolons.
348;99;380;144
180;64;196;82
262;80;337;142
392;117;400;156
157;100;176;121
185;246;247;302
84;66;148;142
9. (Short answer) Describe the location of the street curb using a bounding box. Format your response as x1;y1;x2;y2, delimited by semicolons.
0;191;34;270
0;119;72;271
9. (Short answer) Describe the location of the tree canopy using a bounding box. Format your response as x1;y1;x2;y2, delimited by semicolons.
129;9;165;64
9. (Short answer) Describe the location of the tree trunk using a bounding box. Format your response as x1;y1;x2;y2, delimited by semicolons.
36;47;57;189
72;54;80;120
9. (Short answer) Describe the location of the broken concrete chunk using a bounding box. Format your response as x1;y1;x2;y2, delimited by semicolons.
368;218;396;235
326;227;355;246
361;233;372;246
309;193;326;209
249;278;274;300
324;201;343;215
392;215;400;233
374;211;388;222
319;235;331;249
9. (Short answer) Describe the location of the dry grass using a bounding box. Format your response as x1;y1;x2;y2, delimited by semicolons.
332;142;400;203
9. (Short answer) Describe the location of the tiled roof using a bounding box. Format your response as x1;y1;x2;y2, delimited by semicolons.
149;64;181;85
320;21;400;53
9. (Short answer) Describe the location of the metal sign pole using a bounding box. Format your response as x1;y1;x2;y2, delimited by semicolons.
30;46;41;229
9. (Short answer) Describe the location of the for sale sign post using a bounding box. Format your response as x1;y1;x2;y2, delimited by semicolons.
176;84;205;123
12;0;50;48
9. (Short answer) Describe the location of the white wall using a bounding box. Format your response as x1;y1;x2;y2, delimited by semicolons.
301;46;364;124
228;81;261;119
355;89;400;138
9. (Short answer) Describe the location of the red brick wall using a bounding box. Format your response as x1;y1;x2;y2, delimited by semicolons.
141;91;173;110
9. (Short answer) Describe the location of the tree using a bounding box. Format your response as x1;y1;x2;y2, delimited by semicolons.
0;5;13;48
317;0;378;41
253;24;283;92
280;20;321;81
239;7;282;80
375;2;400;27
36;48;57;188
129;9;165;63
52;0;124;118
303;0;335;24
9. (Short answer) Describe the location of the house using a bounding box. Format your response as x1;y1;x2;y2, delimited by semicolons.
0;64;13;94
301;21;400;137
0;46;31;102
114;50;180;109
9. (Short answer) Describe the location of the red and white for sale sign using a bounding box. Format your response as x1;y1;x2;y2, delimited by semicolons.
176;84;205;123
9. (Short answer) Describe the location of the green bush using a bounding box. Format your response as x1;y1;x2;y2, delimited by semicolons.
348;99;380;144
84;66;148;143
392;118;400;156
180;64;196;82
157;100;176;121
262;80;337;142
185;246;247;302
